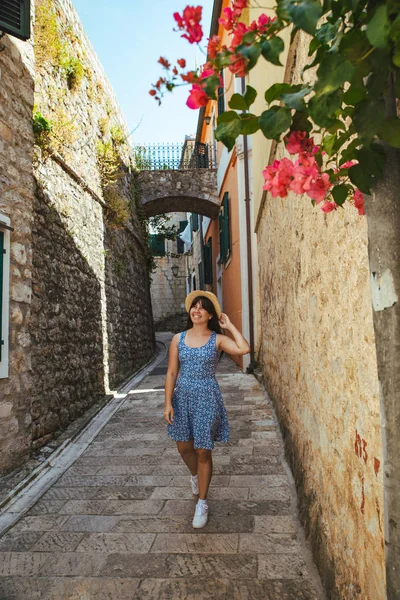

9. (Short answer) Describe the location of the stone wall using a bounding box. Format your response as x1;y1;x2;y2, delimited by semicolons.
0;35;35;473
0;0;155;472
29;0;155;447
150;254;187;332
256;32;385;600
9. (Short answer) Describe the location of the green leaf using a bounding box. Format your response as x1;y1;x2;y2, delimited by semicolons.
240;114;260;135
379;118;400;149
214;113;242;152
281;86;313;110
322;133;337;156
244;85;257;108
339;30;370;63
353;99;385;137
242;30;257;44
357;144;385;178
291;110;313;133
260;37;285;66
265;83;293;104
229;94;249;111
343;85;367;105
332;184;349;206
217;111;241;124
340;138;362;163
326;119;346;133
287;0;322;35
393;50;400;68
237;42;262;71
348;164;372;194
308;37;321;56
308;90;342;127
314;54;355;94
259;106;292;139
214;52;232;70
315;20;340;44
203;74;222;100
366;4;390;49
225;86;257;113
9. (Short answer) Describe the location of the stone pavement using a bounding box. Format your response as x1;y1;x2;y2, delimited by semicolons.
0;341;325;600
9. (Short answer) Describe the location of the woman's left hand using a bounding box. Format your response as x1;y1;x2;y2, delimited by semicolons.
219;313;232;330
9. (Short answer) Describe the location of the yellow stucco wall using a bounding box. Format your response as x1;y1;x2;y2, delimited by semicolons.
255;29;385;599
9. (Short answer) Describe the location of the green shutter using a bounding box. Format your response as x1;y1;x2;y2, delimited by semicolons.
219;192;230;264
192;213;199;232
0;0;31;41
149;234;165;256
0;232;4;362
204;238;213;285
179;220;188;233
223;192;230;262
219;211;224;263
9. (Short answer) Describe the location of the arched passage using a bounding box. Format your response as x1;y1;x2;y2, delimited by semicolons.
137;169;219;219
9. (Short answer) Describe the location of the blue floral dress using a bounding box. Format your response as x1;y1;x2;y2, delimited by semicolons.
167;330;229;449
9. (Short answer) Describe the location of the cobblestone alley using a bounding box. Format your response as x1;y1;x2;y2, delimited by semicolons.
0;340;324;600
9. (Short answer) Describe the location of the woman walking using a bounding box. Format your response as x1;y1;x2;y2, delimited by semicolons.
163;291;250;528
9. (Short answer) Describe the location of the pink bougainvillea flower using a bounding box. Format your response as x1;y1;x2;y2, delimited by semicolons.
232;0;247;10
229;53;248;77
186;84;209;109
320;200;338;213
158;56;171;69
231;22;249;50
354;189;365;215
262;158;294;198
207;35;221;59
181;71;198;83
219;7;236;30
289;154;319;194
285;131;314;155
257;13;274;33
177;58;186;68
174;6;203;44
306;173;332;204
340;160;356;169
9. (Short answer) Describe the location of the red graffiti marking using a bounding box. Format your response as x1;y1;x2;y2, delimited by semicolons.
355;430;368;463
374;457;380;476
361;475;365;515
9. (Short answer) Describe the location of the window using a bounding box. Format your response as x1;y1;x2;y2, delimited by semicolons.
204;238;213;285
219;192;230;264
191;213;199;232
0;0;31;40
149;234;165;257
217;71;225;117
0;215;11;379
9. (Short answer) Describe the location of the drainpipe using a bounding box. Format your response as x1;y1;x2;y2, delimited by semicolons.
241;77;255;372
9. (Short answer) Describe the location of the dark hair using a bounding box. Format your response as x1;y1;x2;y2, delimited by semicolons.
185;295;223;334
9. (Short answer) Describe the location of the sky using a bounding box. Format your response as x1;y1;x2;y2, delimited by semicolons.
73;0;214;144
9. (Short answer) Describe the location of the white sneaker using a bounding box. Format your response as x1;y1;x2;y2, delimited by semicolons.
192;501;208;529
190;475;199;495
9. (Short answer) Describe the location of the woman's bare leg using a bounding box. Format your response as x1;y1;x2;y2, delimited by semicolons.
196;449;213;500
177;440;198;476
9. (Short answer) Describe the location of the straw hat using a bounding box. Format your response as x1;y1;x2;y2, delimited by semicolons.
185;291;222;318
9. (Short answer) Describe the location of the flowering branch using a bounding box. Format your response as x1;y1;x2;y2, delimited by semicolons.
150;0;400;215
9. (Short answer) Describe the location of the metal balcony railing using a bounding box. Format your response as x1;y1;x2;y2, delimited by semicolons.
133;140;217;171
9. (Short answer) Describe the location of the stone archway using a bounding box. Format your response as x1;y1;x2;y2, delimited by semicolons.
137;169;219;218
